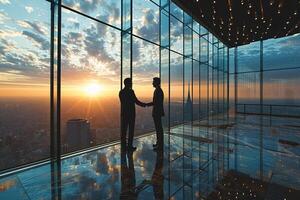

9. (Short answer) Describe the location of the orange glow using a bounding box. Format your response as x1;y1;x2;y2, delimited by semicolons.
83;82;103;97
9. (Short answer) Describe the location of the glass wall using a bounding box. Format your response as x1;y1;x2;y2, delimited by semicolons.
0;0;51;170
232;34;300;115
0;0;229;172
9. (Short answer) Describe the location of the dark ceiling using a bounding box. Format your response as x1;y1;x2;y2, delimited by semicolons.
173;0;300;47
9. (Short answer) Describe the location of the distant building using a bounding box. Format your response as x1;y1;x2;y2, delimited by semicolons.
184;82;193;122
66;119;91;151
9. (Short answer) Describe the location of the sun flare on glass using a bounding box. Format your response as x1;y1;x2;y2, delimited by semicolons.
84;82;102;97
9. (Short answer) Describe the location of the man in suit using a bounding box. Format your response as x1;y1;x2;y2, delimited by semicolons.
119;78;146;151
146;77;165;150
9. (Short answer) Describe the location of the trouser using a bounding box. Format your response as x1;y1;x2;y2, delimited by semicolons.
153;116;163;147
121;115;135;148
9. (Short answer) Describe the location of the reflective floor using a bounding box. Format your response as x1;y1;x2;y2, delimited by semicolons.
0;114;300;200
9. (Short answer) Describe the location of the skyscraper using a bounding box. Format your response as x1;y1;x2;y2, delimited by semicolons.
66;119;91;151
184;82;193;122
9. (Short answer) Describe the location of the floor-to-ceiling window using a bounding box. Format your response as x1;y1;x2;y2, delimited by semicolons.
0;0;51;171
0;0;229;172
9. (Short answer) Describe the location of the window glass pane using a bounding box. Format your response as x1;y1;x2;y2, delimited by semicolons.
200;25;208;35
61;9;121;153
133;0;159;44
237;41;260;73
193;20;200;34
161;11;170;48
229;48;235;73
62;0;121;28
200;37;208;62
193;61;200;121
183;12;192;28
132;37;159;135
170;51;183;158
170;2;183;21
200;65;208;117
184;26;192;57
264;69;300;106
237;72;260;105
209;43;213;66
0;0;50;170
161;48;169;130
264;35;300;70
193;32;199;61
170;16;183;54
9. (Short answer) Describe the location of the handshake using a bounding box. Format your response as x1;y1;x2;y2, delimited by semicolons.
141;102;152;107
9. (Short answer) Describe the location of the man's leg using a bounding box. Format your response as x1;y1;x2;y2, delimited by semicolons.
128;116;136;150
154;116;164;149
121;117;128;150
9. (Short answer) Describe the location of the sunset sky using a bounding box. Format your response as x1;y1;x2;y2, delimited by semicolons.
0;0;299;100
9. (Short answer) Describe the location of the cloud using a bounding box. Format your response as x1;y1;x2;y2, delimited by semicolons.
25;6;33;14
0;0;10;4
18;20;48;35
63;0;101;14
136;9;159;42
22;30;50;50
63;0;120;25
84;25;113;63
63;31;84;46
0;11;10;24
0;29;21;38
0;41;49;82
66;17;80;29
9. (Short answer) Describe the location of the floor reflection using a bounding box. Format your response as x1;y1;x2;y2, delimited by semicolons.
0;114;300;199
120;151;136;199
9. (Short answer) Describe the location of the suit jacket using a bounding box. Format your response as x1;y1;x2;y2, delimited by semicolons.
149;87;165;117
119;87;145;118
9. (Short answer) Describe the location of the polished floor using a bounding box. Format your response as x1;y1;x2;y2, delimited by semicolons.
0;114;300;199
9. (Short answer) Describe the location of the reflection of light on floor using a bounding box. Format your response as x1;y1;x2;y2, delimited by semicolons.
0;179;17;192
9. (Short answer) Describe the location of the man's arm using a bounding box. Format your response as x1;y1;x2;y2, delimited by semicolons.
146;102;154;106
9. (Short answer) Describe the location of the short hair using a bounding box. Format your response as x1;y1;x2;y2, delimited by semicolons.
124;78;132;86
153;77;161;85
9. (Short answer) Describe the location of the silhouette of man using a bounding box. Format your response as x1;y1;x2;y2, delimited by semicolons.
119;78;146;151
146;77;164;150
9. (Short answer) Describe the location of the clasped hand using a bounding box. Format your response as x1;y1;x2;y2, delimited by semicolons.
142;103;152;107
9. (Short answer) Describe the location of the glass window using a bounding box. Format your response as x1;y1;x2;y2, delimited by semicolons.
193;32;200;61
264;35;300;70
132;37;159;135
184;26;192;57
133;0;159;44
264;69;300;106
237;41;260;73
200;37;208;63
237;72;260;105
200;65;208;117
170;1;183;21
170;16;183;54
170;51;183;159
193;61;200;121
0;0;50;170
61;9;121;153
161;48;169;130
161;10;170;48
62;0;121;28
229;48;235;73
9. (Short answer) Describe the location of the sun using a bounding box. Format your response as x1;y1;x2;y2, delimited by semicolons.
84;82;102;97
